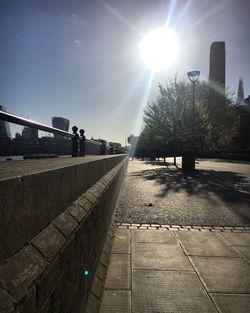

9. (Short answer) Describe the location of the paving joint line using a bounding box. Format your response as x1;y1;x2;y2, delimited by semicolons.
129;228;132;312
231;246;250;263
185;253;221;313
117;223;250;232
216;232;250;262
132;268;195;273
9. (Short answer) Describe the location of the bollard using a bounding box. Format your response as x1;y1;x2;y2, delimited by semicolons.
79;129;86;157
72;126;79;157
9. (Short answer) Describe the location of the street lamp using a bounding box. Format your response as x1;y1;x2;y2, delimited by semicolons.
187;70;200;148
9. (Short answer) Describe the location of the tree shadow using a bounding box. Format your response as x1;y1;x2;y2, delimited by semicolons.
144;159;179;168
130;167;250;204
133;168;249;220
125;160;250;225
199;159;250;165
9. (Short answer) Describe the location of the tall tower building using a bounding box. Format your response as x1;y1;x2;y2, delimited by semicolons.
209;42;225;90
22;127;38;140
236;77;244;104
52;117;70;139
0;105;11;138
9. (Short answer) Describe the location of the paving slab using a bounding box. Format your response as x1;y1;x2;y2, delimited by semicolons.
132;243;193;271
132;270;217;313
190;256;250;293
100;290;131;313
218;232;250;246
176;231;239;257
104;254;130;290
211;294;250;313
233;246;250;261
112;229;130;254
102;228;250;312
132;229;177;243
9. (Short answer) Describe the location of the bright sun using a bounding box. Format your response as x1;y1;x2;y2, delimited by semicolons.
138;27;178;72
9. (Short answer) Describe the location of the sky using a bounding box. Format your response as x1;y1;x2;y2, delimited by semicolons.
0;0;249;145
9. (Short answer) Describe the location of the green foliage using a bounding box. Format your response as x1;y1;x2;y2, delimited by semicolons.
136;77;239;157
198;82;239;150
144;78;191;142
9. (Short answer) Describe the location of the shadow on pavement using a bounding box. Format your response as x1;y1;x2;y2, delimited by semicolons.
131;166;250;222
198;159;250;165
130;167;250;204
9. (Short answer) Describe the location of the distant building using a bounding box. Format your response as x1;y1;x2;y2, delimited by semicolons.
0;105;11;139
127;134;139;145
91;137;107;144
109;142;122;148
127;134;139;158
52;117;70;139
234;97;250;150
22;127;38;140
245;95;250;105
209;42;225;91
236;77;244;104
109;142;122;154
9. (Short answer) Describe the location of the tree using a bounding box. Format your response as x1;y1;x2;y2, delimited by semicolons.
136;77;239;160
143;78;191;164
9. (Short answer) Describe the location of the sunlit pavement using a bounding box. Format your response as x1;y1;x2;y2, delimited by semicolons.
115;159;250;226
99;159;250;312
100;227;250;313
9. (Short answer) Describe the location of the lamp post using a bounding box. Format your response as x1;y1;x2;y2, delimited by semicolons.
187;70;200;149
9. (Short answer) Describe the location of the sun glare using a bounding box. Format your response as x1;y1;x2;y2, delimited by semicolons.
138;27;178;72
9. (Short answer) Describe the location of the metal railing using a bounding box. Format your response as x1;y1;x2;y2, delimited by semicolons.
0;110;123;157
0;110;75;139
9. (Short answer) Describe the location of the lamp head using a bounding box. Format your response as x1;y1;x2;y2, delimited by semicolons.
187;70;200;83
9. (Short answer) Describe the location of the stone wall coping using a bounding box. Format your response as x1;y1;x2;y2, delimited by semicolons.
0;155;126;181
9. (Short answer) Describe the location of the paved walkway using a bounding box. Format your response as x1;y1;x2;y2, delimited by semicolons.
115;159;250;226
100;159;250;312
100;227;250;313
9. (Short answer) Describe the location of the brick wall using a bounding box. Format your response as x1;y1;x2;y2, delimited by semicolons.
0;155;126;261
0;156;128;313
